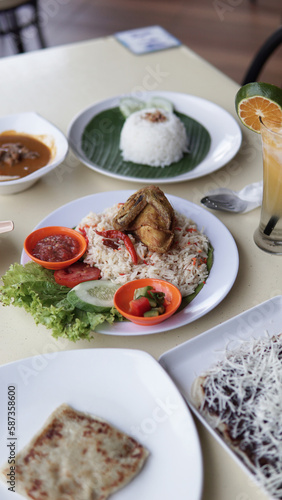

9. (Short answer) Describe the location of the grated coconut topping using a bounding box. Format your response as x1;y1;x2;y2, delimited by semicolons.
196;334;282;499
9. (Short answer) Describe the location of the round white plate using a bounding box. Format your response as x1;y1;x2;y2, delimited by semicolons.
0;348;203;500
67;91;242;184
21;190;239;336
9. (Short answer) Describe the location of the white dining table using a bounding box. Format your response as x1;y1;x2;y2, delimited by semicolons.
0;35;273;500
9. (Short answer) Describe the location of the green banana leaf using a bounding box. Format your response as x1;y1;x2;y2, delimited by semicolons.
178;244;214;312
81;107;211;179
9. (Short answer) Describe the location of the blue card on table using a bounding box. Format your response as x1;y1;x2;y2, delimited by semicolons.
114;26;181;55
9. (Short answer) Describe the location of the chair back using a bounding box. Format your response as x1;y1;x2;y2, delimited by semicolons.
242;26;282;85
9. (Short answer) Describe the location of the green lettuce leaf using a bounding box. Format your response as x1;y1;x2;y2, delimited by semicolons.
0;245;213;341
0;262;124;342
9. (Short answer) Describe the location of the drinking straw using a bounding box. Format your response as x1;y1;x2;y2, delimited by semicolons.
263;215;279;236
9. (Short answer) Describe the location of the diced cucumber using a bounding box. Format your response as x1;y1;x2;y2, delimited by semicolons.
144;310;160;317
145;96;174;113
133;286;153;300
156;305;165;314
67;280;120;313
147;297;157;308
119;97;146;118
149;291;165;305
134;287;157;307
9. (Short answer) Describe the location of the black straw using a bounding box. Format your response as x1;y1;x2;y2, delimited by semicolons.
264;216;279;236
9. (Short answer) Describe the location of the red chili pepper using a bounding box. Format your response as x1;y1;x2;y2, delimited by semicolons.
79;227;89;246
95;230;138;264
102;238;119;250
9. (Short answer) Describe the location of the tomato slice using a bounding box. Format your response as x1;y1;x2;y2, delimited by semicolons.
54;262;101;288
129;296;151;316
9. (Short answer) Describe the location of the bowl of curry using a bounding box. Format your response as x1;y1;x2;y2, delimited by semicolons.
0;112;68;195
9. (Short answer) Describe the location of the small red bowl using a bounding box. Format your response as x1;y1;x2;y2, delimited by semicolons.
24;226;87;270
113;278;182;326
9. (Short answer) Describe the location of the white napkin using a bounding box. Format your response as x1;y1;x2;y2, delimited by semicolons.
235;180;263;212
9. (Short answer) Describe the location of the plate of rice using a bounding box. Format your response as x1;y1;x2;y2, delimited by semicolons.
67;91;242;184
21;190;239;336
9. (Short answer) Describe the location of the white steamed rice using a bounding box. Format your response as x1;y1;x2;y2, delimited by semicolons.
119;108;188;167
76;204;210;297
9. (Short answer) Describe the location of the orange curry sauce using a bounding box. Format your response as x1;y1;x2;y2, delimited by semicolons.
0;133;51;181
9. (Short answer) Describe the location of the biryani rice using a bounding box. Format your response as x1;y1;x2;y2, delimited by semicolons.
76;204;210;297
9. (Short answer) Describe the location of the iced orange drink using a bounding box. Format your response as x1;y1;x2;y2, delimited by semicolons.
254;119;282;253
235;82;282;253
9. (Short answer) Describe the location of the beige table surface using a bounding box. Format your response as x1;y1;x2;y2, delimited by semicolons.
0;37;274;500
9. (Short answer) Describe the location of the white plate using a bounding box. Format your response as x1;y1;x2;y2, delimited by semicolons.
0;348;202;500
159;296;282;489
67;91;242;184
21;190;239;336
0;112;68;195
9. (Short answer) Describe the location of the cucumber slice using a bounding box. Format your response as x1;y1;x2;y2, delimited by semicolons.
119;97;145;118
145;97;174;113
119;96;174;118
67;280;120;313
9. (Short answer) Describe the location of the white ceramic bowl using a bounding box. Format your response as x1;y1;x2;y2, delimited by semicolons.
0;112;68;195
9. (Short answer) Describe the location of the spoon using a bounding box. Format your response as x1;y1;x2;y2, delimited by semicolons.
201;193;248;212
0;220;14;234
201;181;263;213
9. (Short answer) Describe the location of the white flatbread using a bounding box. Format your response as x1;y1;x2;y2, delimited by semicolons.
1;404;149;499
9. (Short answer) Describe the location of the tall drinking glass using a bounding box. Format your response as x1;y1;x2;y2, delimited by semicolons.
254;118;282;253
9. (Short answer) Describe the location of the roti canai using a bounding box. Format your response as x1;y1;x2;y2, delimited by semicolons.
1;403;149;499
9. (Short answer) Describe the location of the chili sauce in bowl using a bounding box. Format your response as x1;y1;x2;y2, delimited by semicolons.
24;226;87;270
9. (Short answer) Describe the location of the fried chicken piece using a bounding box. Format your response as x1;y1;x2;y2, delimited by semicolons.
113;185;175;253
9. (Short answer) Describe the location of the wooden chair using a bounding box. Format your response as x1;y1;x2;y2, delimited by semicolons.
242;26;282;85
0;0;46;53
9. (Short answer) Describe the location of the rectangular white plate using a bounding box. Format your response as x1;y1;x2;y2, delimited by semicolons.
159;295;282;491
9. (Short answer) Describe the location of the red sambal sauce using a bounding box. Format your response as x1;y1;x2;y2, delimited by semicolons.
32;234;80;262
